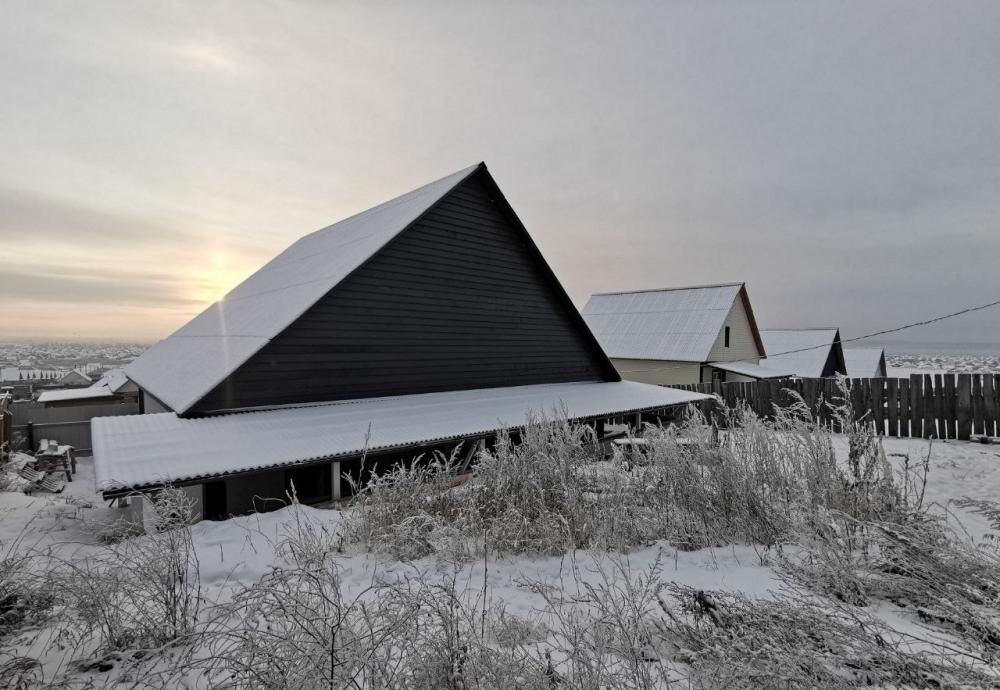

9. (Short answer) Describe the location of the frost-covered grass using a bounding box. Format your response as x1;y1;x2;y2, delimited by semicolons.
344;397;909;559
1;393;998;688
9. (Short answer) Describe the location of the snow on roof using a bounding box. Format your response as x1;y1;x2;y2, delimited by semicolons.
126;164;482;415
582;283;744;362
759;329;839;378
92;381;709;491
38;386;118;403
93;368;132;393
57;370;92;385
38;368;135;404
708;360;792;379
843;347;886;377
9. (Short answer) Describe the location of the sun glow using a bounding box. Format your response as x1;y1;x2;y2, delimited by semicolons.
191;254;251;306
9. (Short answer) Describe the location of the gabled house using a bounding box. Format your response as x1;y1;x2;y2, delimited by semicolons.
843;347;887;378
38;368;138;407
581;282;772;385
92;162;707;520
757;328;847;378
55;370;92;388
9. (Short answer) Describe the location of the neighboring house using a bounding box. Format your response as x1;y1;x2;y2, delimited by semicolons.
55;370;92;388
92;162;707;521
757;328;847;378
843;347;887;378
38;368;139;408
581;282;772;385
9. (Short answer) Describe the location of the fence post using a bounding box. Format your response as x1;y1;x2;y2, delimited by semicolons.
25;420;34;452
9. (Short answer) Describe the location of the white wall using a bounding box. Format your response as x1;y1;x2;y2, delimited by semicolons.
707;297;762;362
141;390;172;414
611;358;701;385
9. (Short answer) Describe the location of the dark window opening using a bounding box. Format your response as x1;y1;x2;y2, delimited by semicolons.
724;326;731;348
285;463;332;504
203;480;228;521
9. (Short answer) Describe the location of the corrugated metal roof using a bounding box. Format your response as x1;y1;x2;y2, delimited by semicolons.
582;284;743;362
92;381;709;492
38;387;118;403
759;329;839;378
843;347;885;377
708;360;792;379
126;164;482;415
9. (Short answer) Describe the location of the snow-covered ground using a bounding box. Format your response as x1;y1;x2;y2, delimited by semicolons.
887;352;1000;377
1;434;997;687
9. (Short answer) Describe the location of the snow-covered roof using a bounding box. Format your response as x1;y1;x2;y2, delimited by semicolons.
92;368;133;394
582;283;756;362
759;329;840;378
843;347;886;377
38;368;136;404
92;381;709;491
126;164;482;415
707;360;792;379
57;370;92;385
38;387;118;403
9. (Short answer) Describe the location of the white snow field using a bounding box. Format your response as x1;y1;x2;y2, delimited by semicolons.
1;430;998;688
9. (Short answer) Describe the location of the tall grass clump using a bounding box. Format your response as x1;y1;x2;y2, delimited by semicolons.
57;487;202;653
346;384;910;559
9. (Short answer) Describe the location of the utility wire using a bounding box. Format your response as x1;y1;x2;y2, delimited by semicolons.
613;298;1000;375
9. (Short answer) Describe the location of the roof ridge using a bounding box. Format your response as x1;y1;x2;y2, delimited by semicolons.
592;281;744;296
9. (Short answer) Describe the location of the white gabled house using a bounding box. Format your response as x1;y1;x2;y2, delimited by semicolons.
581;282;778;385
757;328;848;379
843;347;887;378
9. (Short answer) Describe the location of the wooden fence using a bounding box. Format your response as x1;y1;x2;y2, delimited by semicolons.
0;396;12;456
668;374;1000;440
10;400;140;453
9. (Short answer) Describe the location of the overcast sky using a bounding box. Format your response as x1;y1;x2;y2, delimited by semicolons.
1;1;997;349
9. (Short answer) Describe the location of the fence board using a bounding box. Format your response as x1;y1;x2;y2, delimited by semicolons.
956;374;972;440
985;375;997;437
886;378;898;437
933;375;944;438
924;375;936;438
909;375;923;438
972;374;984;436
871;379;884;435
945;375;958;439
898;378;909;437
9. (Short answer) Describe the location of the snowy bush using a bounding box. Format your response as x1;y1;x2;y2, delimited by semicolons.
346;396;909;559
57;487;202;653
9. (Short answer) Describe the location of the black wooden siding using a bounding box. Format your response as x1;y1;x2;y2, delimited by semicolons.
192;170;614;412
821;335;847;378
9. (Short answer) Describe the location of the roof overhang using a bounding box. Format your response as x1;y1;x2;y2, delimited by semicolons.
38;386;119;404
92;380;709;496
707;360;793;380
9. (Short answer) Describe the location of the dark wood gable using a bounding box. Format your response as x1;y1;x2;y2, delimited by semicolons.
821;332;848;378
190;168;618;413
